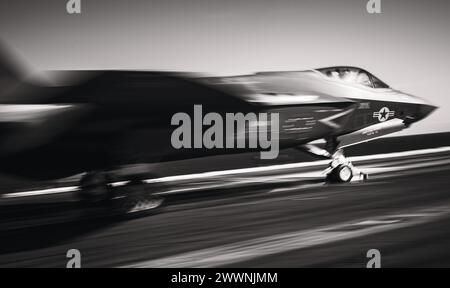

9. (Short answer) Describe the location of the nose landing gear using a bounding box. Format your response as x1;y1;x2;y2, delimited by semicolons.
325;149;369;183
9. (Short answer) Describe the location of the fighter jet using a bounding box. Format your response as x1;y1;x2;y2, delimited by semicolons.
0;48;437;214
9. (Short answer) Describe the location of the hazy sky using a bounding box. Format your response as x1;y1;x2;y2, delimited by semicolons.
0;0;449;135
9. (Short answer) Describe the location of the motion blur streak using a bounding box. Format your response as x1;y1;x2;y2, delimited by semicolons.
122;206;450;268
0;104;74;123
2;146;450;199
1;139;450;267
145;146;450;184
1;186;79;199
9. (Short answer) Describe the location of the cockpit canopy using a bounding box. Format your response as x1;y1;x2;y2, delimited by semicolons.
317;67;389;89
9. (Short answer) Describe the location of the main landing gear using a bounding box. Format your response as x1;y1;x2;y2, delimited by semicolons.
77;171;164;217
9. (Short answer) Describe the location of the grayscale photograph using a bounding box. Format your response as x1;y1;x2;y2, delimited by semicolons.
0;0;449;272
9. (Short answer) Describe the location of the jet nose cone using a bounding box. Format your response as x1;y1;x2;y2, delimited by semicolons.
420;104;438;119
404;104;437;126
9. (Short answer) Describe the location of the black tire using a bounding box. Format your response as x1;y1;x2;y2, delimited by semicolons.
335;164;353;182
327;164;353;183
78;172;113;203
